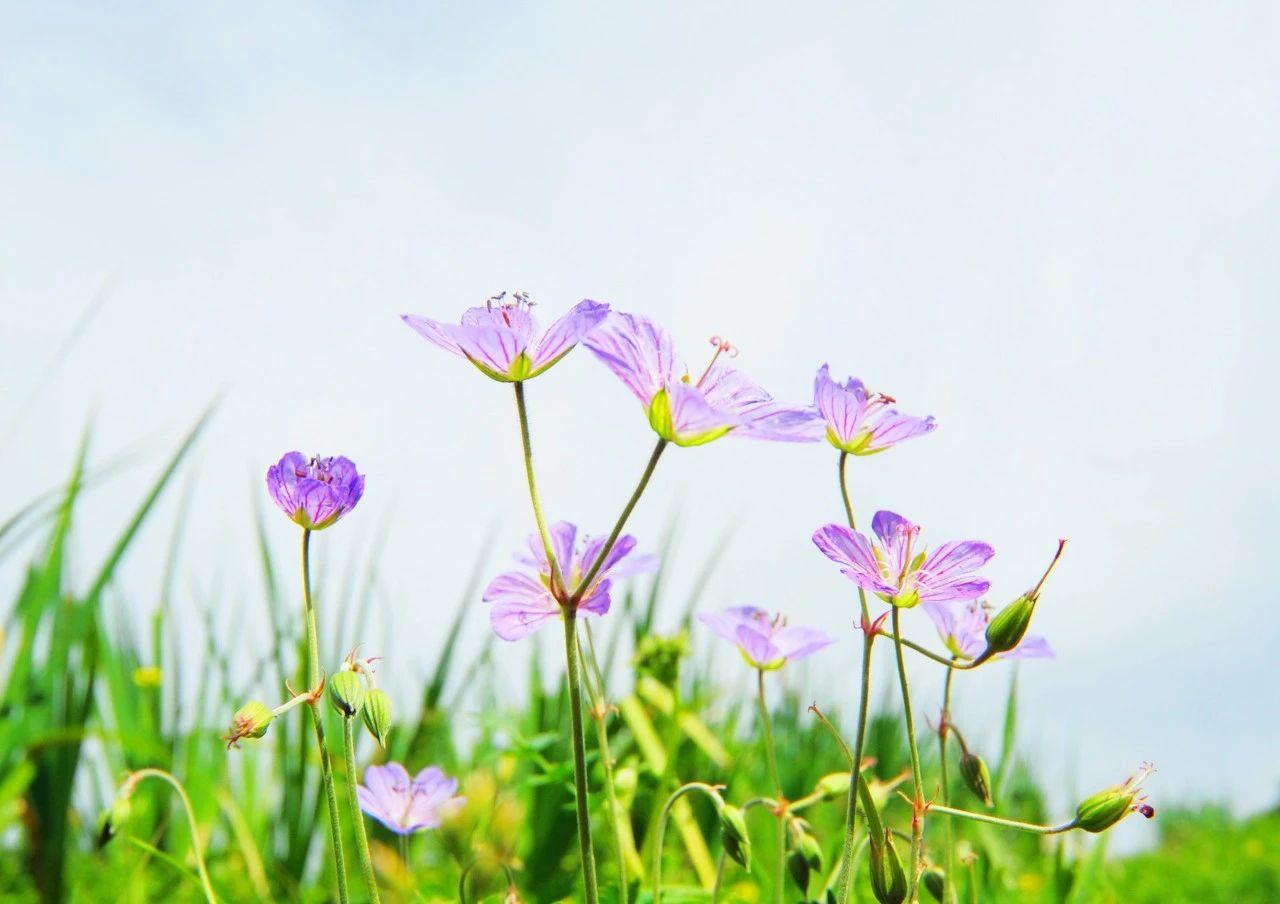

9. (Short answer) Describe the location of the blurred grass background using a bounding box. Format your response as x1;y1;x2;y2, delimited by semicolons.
1;421;1276;903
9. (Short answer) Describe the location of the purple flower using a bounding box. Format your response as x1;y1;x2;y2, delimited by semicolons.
584;313;821;447
698;606;835;670
812;364;936;455
812;511;993;609
357;762;464;836
401;291;609;382
482;522;658;641
266;452;365;531
923;600;1053;661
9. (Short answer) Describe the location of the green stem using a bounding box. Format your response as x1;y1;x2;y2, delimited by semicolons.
125;769;218;903
343;717;381;904
572;439;667;601
712;851;726;903
835;451;875;904
756;670;783;904
652;782;722;904
582;623;630;904
891;608;925;902
939;663;957;904
563;610;601;904
514;381;566;595
926;805;1079;835
889;634;981;670
301;529;350;904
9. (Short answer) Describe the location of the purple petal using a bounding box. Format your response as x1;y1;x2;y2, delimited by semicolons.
864;411;937;452
917;577;990;604
772;625;836;662
460;304;537;346
664;381;740;444
698;606;765;643
920;541;995;583
812;524;896;594
870;511;917;573
528;300;611;372
1006;635;1054;660
584;312;678;405
401;314;466;358
813;364;870;446
700;364;822;443
578;579;613;617
735;625;781;667
483;571;557;641
446;324;527;378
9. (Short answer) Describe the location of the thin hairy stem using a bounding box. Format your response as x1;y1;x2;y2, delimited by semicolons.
513;381;566;595
892;608;925;901
926;805;1080;835
939;663;957;904
888;633;981;670
125;769;218;903
652;782;723;904
342;717;381;903
756;670;784;904
562;611;601;904
301;529;349;904
582;622;631;903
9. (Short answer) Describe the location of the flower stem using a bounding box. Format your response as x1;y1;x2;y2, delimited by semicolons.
342;716;381;904
891;607;925;902
755;670;784;904
582;623;632;903
834;451;875;904
125;769;218;903
939;663;957;904
301;528;350;904
562;610;601;904
652;782;722;904
513;381;566;595
888;634;982;670
572;439;667;601
925;805;1080;835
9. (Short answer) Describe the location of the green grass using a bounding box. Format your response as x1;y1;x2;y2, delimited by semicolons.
1;429;1276;903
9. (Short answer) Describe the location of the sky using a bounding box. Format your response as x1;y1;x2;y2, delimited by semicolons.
2;2;1278;835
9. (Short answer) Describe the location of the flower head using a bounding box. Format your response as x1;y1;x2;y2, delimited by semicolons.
357;762;464;836
266;452;365;531
482;522;658;640
812;364;936;455
698;606;835;670
923;600;1053;662
402;291;609;382
812;511;993;609
584;313;821;446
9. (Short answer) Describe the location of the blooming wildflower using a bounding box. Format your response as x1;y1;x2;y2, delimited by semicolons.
584;313;821;446
812;511;993;609
698;606;835;670
266;452;365;531
482;521;657;641
357;762;464;836
811;364;936;455
401;291;609;382
923;600;1053;661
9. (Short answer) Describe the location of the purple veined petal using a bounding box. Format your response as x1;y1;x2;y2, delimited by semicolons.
812;524;892;591
357;785;404;834
411;766;448;794
483;571;558;641
772;625;836;662
460;304;538;347
813;364;870;446
735;625;782;667
917;577;990;604
921;601;957;645
446;324;529;378
864;411;937;452
611;551;660;577
577;534;653;582
1006;635;1054;660
870;511;917;575
528;299;611;373
401;314;467;358
663;381;740;445
700;363;821;443
732;402;825;443
577;579;613;617
584;312;679;405
920;541;995;583
697;607;764;643
516;522;578;578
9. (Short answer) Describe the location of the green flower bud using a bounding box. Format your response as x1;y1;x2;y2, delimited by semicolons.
328;670;367;718
786;828;824;892
224;701;274;748
96;792;133;848
1076;763;1156;833
718;803;752;870
869;830;907;904
959;751;994;808
362;687;392;747
983;593;1036;657
922;866;947;902
817;771;852;801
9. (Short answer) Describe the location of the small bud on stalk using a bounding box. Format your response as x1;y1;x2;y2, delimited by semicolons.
922;865;947;903
328;669;367;718
869;829;908;904
959;751;994;808
817;771;852;801
224;701;274;748
1076;762;1157;833
718;803;752;869
97;790;134;848
786;822;824;892
977;539;1066;663
362;687;392;746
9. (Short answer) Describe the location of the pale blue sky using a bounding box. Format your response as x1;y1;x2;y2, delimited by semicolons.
3;3;1277;832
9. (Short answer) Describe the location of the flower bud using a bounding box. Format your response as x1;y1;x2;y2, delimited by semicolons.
786;827;824;892
982;593;1036;658
225;701;274;748
869;830;907;904
718;803;752;870
96;792;133;848
1076;763;1156;833
959;751;994;808
817;771;852;801
328;670;366;718
922;866;947;902
362;687;392;747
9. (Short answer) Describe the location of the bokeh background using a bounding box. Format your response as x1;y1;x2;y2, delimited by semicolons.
3;2;1276;845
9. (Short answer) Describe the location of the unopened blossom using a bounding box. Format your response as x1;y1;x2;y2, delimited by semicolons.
811;364;936;455
584;312;821;446
923;600;1053;661
401;291;609;382
266;452;365;531
812;510;993;609
357;763;464;836
698;606;835;670
482;521;657;641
